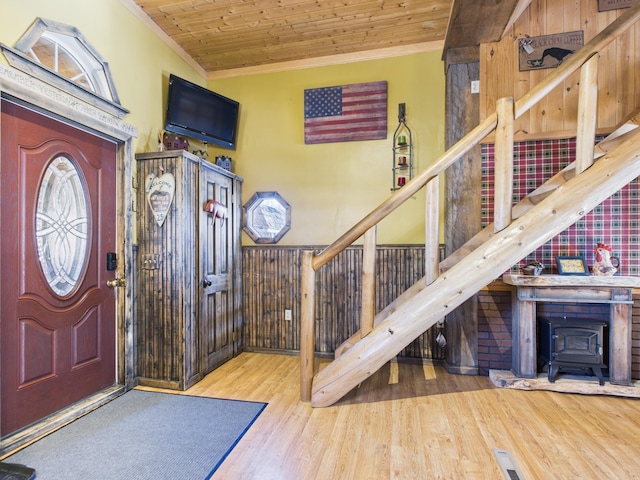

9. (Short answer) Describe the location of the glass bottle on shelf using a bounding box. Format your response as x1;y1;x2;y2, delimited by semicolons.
392;102;413;191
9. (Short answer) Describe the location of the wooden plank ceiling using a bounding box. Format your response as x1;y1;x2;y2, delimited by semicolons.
129;0;523;74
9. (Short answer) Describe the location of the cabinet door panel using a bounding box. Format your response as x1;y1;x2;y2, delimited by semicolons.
200;165;235;373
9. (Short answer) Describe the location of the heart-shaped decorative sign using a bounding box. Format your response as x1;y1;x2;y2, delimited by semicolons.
146;172;175;227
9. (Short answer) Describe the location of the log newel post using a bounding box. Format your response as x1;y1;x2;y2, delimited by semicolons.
494;96;515;233
361;226;377;337
575;55;599;174
300;250;316;402
425;176;440;285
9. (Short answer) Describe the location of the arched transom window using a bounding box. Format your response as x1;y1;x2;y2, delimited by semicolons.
2;17;127;118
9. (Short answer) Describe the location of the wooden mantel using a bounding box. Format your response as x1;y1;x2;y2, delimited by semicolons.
503;274;640;386
503;274;640;289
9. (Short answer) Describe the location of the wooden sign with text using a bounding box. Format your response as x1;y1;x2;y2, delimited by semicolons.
519;31;584;72
146;172;175;227
598;0;633;12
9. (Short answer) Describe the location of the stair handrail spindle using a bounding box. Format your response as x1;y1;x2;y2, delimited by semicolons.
493;96;515;233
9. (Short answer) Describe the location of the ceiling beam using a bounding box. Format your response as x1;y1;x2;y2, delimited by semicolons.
443;0;525;64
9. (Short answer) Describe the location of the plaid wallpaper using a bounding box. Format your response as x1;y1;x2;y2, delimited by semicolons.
481;138;640;275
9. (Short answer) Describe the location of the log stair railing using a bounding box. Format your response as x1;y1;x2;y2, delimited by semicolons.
300;2;640;408
440;107;640;273
332;106;640;361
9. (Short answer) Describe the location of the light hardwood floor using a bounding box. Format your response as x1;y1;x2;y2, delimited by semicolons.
141;352;640;479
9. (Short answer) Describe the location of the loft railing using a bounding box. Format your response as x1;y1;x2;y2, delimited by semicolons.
300;2;640;403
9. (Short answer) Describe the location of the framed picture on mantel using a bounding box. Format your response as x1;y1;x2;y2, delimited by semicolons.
556;256;589;275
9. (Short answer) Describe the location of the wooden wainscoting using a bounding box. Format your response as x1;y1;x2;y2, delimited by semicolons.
242;245;445;360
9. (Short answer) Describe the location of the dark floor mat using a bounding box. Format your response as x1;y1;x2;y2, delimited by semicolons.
0;462;36;480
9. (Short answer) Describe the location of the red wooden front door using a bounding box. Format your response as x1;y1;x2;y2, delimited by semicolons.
1;100;117;436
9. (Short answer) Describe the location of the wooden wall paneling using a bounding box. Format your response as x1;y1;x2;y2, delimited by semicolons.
320;249;361;352
544;1;566;133
479;44;494;132
242;247;301;351
561;0;582;132
348;249;363;343
526;0;548;134
510;6;531;135
263;249;275;349
329;250;346;349
262;248;276;349
481;0;639;139
315;255;330;353
378;248;402;355
589;6;608;123
276;249;286;350
243;248;259;348
277;248;299;351
361;227;376;336
598;9;618;127
242;246;443;360
630;21;640;119
289;248;301;351
615;22;635;126
249;248;258;348
480;42;517;134
265;248;275;349
259;248;271;349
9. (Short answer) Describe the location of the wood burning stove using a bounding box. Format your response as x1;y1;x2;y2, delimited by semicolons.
538;317;608;385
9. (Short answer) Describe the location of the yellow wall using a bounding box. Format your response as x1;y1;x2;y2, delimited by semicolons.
208;54;445;245
0;0;206;154
1;0;445;246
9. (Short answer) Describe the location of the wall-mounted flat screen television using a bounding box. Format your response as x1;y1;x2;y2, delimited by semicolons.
165;74;240;150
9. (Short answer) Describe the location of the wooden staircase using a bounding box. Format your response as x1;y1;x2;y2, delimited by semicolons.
300;3;640;408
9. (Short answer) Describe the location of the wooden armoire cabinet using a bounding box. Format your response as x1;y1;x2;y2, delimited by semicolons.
135;150;242;390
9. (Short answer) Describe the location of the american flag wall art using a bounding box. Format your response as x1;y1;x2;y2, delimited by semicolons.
304;81;387;144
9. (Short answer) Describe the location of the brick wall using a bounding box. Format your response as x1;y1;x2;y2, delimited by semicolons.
478;281;640;380
477;285;512;376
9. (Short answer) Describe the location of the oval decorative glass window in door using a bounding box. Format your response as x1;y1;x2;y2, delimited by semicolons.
35;156;89;296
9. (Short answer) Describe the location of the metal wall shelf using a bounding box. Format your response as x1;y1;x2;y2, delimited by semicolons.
391;103;413;191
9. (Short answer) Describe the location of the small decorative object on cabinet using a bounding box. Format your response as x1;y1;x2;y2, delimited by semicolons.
135;150;243;390
392;103;413;191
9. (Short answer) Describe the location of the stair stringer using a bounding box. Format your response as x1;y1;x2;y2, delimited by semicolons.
336;125;640;360
310;129;640;407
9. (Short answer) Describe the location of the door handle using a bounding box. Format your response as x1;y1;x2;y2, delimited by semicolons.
107;278;125;288
202;279;212;288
